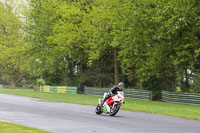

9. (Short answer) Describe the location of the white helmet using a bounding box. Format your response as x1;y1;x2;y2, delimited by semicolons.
118;82;124;91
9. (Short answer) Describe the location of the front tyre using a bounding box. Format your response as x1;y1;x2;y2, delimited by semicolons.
110;104;120;116
95;104;103;115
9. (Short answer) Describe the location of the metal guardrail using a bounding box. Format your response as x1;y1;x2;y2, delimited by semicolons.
84;87;151;100
125;89;151;100
84;87;108;96
162;90;200;105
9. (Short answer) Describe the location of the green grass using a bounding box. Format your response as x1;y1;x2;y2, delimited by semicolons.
0;121;51;133
0;88;200;120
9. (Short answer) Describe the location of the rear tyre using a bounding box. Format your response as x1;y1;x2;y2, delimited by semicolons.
110;104;120;116
95;104;103;115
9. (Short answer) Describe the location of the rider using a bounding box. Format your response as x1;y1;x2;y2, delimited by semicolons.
101;82;125;106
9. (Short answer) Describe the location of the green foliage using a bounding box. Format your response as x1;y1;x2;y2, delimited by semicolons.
34;78;46;91
142;76;163;100
25;0;200;91
36;78;46;86
0;1;30;88
118;0;200;91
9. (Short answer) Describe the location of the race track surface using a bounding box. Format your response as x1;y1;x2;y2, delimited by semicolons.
0;93;200;133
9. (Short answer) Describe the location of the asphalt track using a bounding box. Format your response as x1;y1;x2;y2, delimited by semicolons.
0;93;200;133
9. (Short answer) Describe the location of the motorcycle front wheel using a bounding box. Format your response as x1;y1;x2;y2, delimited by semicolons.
110;104;120;116
95;104;103;115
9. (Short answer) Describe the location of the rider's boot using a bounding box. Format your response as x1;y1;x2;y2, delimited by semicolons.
101;98;106;107
98;99;104;107
101;101;104;107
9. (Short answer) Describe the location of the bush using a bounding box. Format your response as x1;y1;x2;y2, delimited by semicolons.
142;76;163;100
35;78;46;91
36;78;46;86
190;84;200;93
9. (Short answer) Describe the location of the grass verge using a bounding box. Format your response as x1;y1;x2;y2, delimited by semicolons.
0;88;200;120
0;121;51;133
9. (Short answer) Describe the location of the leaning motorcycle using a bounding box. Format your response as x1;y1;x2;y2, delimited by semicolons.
95;91;125;116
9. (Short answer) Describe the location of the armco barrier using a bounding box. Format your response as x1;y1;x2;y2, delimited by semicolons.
57;86;66;93
84;87;151;100
125;89;151;100
84;87;109;96
50;86;57;93
162;90;200;105
67;86;78;94
40;86;77;94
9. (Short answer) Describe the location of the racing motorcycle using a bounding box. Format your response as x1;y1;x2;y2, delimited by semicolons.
95;91;125;116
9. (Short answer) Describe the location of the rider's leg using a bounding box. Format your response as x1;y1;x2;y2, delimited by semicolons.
101;92;111;106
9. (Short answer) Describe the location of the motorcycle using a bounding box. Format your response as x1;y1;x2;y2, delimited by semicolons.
95;91;125;116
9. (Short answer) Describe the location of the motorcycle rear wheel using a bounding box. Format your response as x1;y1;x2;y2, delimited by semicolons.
110;104;120;116
95;104;103;115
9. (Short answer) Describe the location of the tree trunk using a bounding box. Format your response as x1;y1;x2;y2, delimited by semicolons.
114;50;119;85
10;79;16;88
10;73;22;89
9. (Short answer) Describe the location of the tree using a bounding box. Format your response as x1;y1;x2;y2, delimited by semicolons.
26;0;200;91
0;1;29;88
117;0;200;92
82;0;131;85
